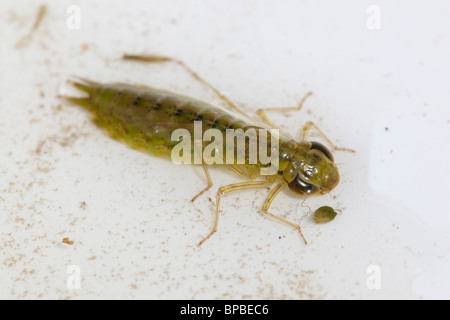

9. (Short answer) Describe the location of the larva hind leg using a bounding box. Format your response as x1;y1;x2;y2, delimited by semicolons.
122;54;257;123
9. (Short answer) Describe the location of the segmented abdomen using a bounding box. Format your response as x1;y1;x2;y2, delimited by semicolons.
69;81;254;157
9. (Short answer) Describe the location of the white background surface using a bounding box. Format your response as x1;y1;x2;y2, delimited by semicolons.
1;0;449;299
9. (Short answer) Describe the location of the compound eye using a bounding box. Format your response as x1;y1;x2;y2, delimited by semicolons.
288;174;319;195
310;141;334;162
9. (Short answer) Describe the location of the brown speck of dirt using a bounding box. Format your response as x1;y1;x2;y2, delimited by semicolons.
80;201;87;210
62;237;74;245
59;132;78;147
80;43;90;52
35;140;45;154
15;5;47;49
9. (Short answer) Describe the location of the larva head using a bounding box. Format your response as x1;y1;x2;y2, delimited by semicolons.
282;141;339;196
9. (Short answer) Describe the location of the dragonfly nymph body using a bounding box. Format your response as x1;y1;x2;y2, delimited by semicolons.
62;55;353;245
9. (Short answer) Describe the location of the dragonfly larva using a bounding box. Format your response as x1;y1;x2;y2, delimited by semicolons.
62;55;354;245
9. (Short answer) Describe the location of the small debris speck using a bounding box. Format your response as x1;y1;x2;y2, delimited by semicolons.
62;237;74;245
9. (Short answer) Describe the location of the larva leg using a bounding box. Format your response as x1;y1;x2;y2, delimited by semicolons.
256;91;313;130
300;121;355;152
262;182;308;244
256;90;354;152
123;54;256;123
191;140;214;202
198;180;271;246
191;161;213;202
